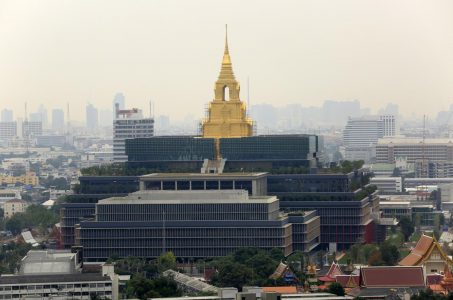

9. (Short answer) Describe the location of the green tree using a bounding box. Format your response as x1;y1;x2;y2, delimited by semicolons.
157;252;176;272
328;282;345;296
287;250;305;272
246;251;277;280
399;216;414;241
215;262;254;289
380;242;399;266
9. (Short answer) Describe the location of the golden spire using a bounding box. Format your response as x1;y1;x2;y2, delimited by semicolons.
224;24;230;57
219;24;234;79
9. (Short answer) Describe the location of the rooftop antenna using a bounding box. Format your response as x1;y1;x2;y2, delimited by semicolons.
66;102;71;134
24;102;29;154
149;100;152;118
422;115;426;178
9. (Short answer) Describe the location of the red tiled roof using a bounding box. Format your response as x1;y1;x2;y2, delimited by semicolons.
360;266;425;287
429;284;446;293
318;262;344;282
336;275;360;288
326;262;344;277
262;286;297;294
399;235;433;266
5;198;26;204
319;276;336;282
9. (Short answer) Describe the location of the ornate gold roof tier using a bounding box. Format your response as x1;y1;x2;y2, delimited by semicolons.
202;26;254;139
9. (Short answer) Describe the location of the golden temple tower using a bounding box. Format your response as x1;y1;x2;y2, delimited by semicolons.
201;26;254;139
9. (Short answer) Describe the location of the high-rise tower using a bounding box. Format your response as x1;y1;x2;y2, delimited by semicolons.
201;27;253;139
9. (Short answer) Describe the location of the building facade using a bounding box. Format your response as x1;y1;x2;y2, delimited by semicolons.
0;109;13;122
3;199;28;218
22;121;42;137
376;138;453;164
343;116;384;162
370;177;403;193
0;122;17;142
75;190;320;261
267;172;380;248
113;106;154;161
86;104;99;129
52;109;65;132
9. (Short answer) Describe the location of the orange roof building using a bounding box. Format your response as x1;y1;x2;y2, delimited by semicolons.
262;286;298;294
399;234;453;275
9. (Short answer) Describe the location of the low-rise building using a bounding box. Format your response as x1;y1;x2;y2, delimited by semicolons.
0;250;120;300
370;177;402;193
0;189;21;209
0;172;39;186
3;199;28;218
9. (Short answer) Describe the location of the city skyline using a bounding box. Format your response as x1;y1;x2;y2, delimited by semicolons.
1;0;453;121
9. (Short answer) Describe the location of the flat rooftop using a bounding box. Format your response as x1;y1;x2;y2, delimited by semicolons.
98;190;278;205
140;172;268;179
378;138;453;145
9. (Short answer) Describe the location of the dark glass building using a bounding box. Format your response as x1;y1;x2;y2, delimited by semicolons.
126;136;216;162
267;173;379;249
125;134;319;171
75;190;320;261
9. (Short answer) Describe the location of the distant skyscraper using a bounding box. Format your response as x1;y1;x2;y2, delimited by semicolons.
29;112;42;122
0;122;17;141
86;104;99;129
1;109;13;122
113;104;154;161
112;93;125;118
52;109;65;131
22;121;42;137
38;105;48;128
380;115;398;137
343;116;384;162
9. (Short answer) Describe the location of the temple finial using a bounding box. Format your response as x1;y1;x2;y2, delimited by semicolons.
224;24;229;55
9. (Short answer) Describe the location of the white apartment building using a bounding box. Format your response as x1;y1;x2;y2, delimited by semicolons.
113;105;154;161
380;115;399;136
343;115;398;162
0;122;17;141
370;177;403;193
376;138;453;164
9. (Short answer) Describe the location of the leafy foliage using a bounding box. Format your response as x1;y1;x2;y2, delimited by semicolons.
411;289;453;300
0;243;32;274
208;248;287;288
399;216;415;241
125;275;182;300
328;282;345;296
5;205;59;234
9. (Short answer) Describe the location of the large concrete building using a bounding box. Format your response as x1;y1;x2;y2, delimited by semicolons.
342;115;398;162
75;190;320;261
113;105;154;161
0;250;119;300
0;121;17;141
22;121;42;137
376;138;453;164
0;109;13;122
52;108;65;132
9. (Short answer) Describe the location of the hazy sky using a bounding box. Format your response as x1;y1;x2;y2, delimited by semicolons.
1;0;453;122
